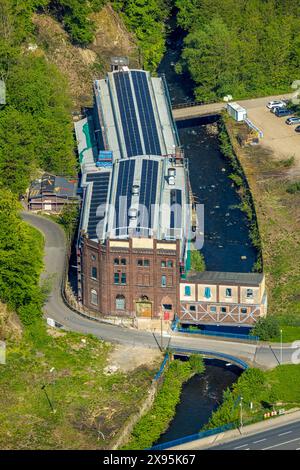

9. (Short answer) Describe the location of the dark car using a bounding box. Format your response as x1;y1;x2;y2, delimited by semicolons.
275;107;294;117
295;125;300;133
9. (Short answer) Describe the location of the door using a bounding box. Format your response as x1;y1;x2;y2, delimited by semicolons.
136;301;152;318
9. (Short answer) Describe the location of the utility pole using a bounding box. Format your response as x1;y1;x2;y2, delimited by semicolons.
240;396;243;429
41;384;55;413
161;312;163;352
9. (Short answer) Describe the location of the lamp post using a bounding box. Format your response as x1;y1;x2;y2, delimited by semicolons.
280;329;283;365
240;396;243;429
41;384;54;413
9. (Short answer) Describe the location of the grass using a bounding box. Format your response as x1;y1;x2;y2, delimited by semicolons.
226;119;300;341
271;326;300;343
122;356;205;450
0;321;158;449
204;365;300;430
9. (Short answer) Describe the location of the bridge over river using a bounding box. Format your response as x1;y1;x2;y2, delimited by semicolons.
22;209;297;372
171;93;294;121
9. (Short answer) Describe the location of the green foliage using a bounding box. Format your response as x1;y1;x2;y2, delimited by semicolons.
205;364;300;430
188;354;205;374
0;321;158;449
251;316;280;341
0;54;76;195
0;189;45;325
286;181;300;194
57;203;79;241
123;357;205;450
115;0;171;71
190;249;205;272
176;0;300;101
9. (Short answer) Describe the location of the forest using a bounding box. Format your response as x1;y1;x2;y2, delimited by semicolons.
176;0;300;102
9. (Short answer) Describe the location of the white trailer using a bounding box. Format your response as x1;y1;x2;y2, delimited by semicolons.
227;102;247;122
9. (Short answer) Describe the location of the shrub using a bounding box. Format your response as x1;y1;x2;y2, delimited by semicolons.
251;316;280;341
190;250;205;272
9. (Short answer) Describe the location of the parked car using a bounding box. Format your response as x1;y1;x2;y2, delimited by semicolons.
271;106;280;114
295;125;300;133
267;100;287;109
275;107;294;117
286;117;300;125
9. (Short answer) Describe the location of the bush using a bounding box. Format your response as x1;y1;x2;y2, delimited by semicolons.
251;316;280;341
190;250;205;272
286;181;300;194
123;357;205;450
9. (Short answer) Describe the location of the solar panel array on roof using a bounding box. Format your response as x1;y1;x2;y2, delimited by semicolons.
114;159;136;236
137;160;158;236
86;173;110;239
113;72;143;158
131;71;161;156
170;189;182;230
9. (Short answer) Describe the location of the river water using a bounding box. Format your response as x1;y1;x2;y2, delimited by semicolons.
153;15;252;444
159;16;257;273
155;358;242;445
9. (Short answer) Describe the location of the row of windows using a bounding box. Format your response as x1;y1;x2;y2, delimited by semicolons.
113;273;171;287
90;259;174;277
113;258;174;268
184;286;254;299
91;266;171;287
188;305;249;314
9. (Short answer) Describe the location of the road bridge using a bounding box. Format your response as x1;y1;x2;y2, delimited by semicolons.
21;212;298;370
171;93;294;121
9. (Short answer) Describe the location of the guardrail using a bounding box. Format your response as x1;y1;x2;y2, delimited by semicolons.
172;99;219;110
154;353;169;381
172;346;250;370
149;422;235;450
176;326;259;342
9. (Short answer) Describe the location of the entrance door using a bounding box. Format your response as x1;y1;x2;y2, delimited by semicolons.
136;301;152;318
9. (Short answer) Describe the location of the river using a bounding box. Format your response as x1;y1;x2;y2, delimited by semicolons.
153;13;253;445
154;358;242;446
159;14;258;273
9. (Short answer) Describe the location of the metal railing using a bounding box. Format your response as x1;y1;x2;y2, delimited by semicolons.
176;326;259;342
172;99;220;110
149;423;235;450
171;347;250;370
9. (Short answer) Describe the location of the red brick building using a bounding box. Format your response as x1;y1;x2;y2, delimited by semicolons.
80;237;180;319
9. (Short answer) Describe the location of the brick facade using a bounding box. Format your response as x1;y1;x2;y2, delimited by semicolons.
80;237;180;319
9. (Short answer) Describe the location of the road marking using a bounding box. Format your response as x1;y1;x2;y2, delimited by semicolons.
234;444;248;449
278;431;292;436
253;438;267;444
263;437;300;450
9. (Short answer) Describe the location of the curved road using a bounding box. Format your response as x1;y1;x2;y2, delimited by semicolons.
22;212;298;369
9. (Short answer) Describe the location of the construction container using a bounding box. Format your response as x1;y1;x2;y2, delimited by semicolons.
227;102;247;122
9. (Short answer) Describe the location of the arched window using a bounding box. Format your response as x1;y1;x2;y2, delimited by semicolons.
91;289;98;306
116;295;125;310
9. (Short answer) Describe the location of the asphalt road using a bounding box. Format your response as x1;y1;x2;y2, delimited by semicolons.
208;421;300;450
22;212;299;368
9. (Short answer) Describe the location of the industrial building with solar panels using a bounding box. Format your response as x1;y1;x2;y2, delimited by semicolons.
74;58;267;327
74;58;191;322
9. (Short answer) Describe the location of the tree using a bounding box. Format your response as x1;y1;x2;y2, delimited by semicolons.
190;250;205;272
0;189;44;324
0;107;36;195
251;316;280;341
181;17;239;102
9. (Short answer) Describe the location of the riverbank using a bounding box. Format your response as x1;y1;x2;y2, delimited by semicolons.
121;356;205;450
202;364;300;435
225;118;300;340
